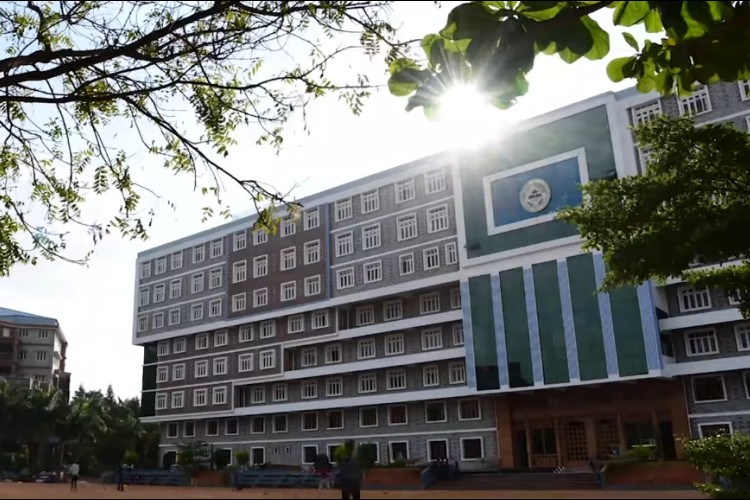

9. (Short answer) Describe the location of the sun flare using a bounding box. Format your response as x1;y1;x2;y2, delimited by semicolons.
436;84;506;151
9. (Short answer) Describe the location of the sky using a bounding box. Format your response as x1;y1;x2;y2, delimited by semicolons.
0;2;651;399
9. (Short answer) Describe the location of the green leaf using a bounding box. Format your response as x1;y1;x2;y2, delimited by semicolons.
441;2;498;41
682;1;715;39
622;32;639;51
642;9;663;33
387;59;429;97
606;56;637;82
516;1;565;21
612;1;651;27
421;33;442;59
581;16;610;60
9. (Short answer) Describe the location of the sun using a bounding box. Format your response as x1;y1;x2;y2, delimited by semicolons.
436;84;506;151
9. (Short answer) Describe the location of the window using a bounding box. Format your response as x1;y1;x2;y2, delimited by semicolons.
253;229;268;245
385;334;404;356
631;100;662;126
425;402;447;423
693;375;726;402
425;169;446;194
172;363;185;381
356;305;375;326
171;251;183;270
233;231;247;251
423;365;440;387
253;288;268;308
153;284;165;303
288;315;304;334
206;420;219;436
194;389;207;407
388;405;408;425
251;416;265;433
362;224;381;250
325;344;342;364
281;218;296;237
384;300;403;321
281;281;297;302
157;366;169;383
301;347;317;368
139;262;151;279
360;408;378;428
195;333;208;350
326;377;343;397
211;330;227;347
335;232;353;257
232;293;247;312
155;257;166;274
137;317;148;332
213;357;227;376
239;325;253;343
459;399;481;420
272;383;287;402
156;394;167;410
152;313;165;329
678;85;712;116
335;198;353;221
427;205;449;233
736;323;750;351
449;361;467;384
304;240;320;264
358;373;377;393
684;329;719;356
395;178;415;203
301;380;318;399
212;386;227;405
445;242;458;265
158;341;170;357
699;423;733;438
420;292;441;314
678;286;712;312
422;328;443;350
259;320;275;339
399;253;415;275
389;442;408;461
225;419;239;435
193;245;205;263
640;147;653;170
386;369;406;390
461;438;484;461
138;288;149;307
194;360;208;378
17;351;27;361
327;410;344;429
312;310;329;329
210;239;223;258
169;279;182;299
304;208;319;230
232;261;247;283
238;353;253;372
273;415;288;433
280;248;296;271
337;268;354;289
166;422;178;437
740;80;750;101
302;445;318;464
397;214;418;241
252;255;268;278
208;298;222;317
251;386;265;404
171;391;184;409
305;275;322;296
191;273;204;294
363;261;382;283
173;337;186;353
360;190;380;214
260;350;275;370
423;247;440;270
451;288;462;309
191;303;204;321
453;324;465;346
302;412;318;431
36;351;48;361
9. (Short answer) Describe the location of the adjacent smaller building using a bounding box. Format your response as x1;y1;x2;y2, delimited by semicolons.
0;307;71;397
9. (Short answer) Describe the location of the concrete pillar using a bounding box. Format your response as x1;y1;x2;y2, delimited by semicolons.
495;397;515;469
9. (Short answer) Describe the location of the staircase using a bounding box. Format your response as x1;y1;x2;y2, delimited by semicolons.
434;470;600;490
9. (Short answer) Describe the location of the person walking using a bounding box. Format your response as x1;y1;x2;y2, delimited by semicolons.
68;461;80;491
116;463;126;491
338;455;362;500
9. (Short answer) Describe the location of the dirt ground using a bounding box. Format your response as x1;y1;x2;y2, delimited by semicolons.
0;483;706;499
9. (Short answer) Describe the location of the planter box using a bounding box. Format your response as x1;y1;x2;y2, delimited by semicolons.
363;467;422;487
604;461;704;488
193;470;228;487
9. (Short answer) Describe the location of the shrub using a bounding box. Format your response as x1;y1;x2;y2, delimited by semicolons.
213;449;231;470
335;440;356;464
626;444;655;462
235;450;250;468
683;432;750;498
123;451;139;467
390;457;407;468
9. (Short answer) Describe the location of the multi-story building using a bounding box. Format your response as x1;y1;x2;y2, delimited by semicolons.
134;79;750;470
0;307;71;397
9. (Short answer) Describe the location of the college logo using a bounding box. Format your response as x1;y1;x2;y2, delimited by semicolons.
519;178;552;213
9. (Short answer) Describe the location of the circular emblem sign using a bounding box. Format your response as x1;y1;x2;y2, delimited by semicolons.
519;178;552;213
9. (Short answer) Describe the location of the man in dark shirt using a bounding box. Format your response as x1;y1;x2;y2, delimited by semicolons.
338;456;362;500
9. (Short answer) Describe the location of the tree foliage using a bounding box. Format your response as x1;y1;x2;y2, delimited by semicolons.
0;1;409;276
557;116;750;316
683;432;750;499
390;1;750;114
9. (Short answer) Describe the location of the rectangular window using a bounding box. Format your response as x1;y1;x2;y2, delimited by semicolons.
253;229;268;245
225;419;239;435
280;248;296;271
337;268;354;289
253;255;268;278
363;261;382;283
451;288;462;309
452;324;465;346
151;313;165;329
140;262;151;279
461;438;484;461
312;311;329;329
361;190;380;214
335;232;353;257
389;441;408;461
36;351;48;361
273;383;288;402
165;421;178;437
304;208;319;230
238;353;253;372
324;344;342;364
740;80;750;101
356;305;375;326
153;284;165;303
684;329;719;356
158;340;170;357
360;408;378;428
239;325;253;342
251;386;265;404
191;273;204;294
288;315;304;334
273;415;288;433
362;224;381;250
214;330;228;347
191;303;204;321
206;420;219;436
213;357;227;375
386;369;407;390
304;240;320;264
335;198;353;221
232;293;247;312
155;393;167;410
383;300;403;321
171;391;184;409
138;288;149;307
193;245;205;263
232;261;247;283
420;292;441;314
305;275;321;296
445;242;458;265
395;178;415;203
193;389;207;407
357;339;377;360
259;320;275;339
459;399;481;420
210;239;223;258
253;288;268;308
736;323;750;351
678;85;712;116
422;328;443;350
155;257;167;274
171;251;183;270
327;410;344;429
693;375;726;402
678;286;712;312
423;365;440;387
424;169;446;194
399;253;415;275
358;373;377;393
427;205;449;233
281;281;297;301
301;380;318;399
157;366;168;383
423;247;440;270
174;337;186;353
169;279;182;299
194;360;208;378
699;423;733;438
233;231;247;251
397;214;418;241
388;405;408;425
302;412;318;431
301;348;317;368
195;333;208;350
425;401;447;423
326;377;343;397
385;334;404;356
631;100;662;126
251;416;265;433
281;217;296;237
208;298;222;317
260;350;275;370
212;386;227;405
449;361;467;384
